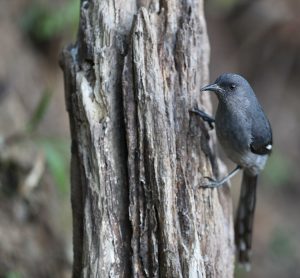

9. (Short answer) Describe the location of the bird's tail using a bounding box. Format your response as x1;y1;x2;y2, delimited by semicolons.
234;172;258;269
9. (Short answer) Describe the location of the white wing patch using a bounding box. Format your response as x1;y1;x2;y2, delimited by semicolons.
266;144;272;151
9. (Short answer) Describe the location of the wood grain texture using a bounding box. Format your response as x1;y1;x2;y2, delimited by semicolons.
61;0;234;277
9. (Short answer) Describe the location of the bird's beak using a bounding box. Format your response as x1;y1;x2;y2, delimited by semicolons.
200;83;223;93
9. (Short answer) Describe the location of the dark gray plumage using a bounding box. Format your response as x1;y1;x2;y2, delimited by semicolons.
198;73;272;268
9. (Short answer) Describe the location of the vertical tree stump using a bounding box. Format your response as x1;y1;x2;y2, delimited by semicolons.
60;0;234;277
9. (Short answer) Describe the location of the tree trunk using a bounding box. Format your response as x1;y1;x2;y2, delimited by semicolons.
60;0;235;277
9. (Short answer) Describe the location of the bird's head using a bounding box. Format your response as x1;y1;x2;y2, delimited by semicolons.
201;73;252;100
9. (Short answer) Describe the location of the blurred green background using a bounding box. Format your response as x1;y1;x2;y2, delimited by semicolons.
0;0;299;277
0;1;79;277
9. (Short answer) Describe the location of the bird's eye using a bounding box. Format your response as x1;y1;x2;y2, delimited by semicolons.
230;84;236;90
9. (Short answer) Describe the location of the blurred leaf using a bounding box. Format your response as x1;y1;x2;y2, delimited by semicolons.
41;140;70;195
269;228;295;259
26;88;52;133
5;272;21;278
20;3;48;40
208;0;239;12
263;150;294;187
38;0;80;40
20;0;80;41
234;263;248;278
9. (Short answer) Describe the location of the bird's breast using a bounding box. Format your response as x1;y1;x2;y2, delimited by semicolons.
215;104;250;152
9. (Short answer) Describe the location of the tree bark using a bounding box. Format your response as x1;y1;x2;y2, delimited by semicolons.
60;0;235;277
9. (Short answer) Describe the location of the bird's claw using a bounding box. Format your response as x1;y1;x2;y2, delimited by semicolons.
190;107;215;130
203;176;215;182
200;176;219;188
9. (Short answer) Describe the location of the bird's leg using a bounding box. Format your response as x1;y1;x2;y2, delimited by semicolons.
201;165;242;188
190;107;215;129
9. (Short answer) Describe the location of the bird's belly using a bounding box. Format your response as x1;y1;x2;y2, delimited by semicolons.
224;147;268;176
215;114;268;175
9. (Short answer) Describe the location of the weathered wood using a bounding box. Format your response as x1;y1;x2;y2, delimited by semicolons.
61;0;234;277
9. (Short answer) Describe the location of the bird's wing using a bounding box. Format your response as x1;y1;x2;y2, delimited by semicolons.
250;109;273;155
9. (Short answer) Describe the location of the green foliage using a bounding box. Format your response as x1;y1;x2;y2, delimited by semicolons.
40;139;70;195
234;264;247;278
26;89;52;133
20;0;80;41
22;88;70;196
207;0;239;12
5;272;21;278
263;151;294;187
269;228;295;259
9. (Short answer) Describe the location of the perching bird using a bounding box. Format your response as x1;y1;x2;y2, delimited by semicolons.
193;73;272;268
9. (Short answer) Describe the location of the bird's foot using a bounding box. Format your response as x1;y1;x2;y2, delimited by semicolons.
198;165;242;189
190;107;215;129
200;176;223;188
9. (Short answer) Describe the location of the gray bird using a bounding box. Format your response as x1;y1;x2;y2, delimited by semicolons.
193;73;272;268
